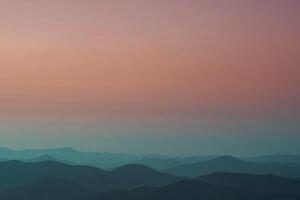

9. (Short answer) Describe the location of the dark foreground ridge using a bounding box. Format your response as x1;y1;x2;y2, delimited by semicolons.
76;179;300;200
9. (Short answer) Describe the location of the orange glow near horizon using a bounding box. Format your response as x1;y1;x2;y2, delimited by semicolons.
1;0;300;120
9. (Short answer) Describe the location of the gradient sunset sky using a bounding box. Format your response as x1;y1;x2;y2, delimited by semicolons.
0;0;299;155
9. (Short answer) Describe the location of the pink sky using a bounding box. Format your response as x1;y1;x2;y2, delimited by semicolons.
0;0;300;121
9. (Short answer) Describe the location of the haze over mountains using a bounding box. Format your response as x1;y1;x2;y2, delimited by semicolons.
1;147;300;170
0;147;218;170
244;154;300;164
1;147;300;199
0;147;140;169
0;159;299;200
166;156;300;178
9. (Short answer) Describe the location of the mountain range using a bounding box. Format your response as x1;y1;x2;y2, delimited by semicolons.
0;147;217;170
75;179;300;200
0;157;299;200
0;160;181;193
1;147;300;171
166;156;300;177
198;172;300;195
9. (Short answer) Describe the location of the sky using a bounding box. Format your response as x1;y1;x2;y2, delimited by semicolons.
0;0;299;156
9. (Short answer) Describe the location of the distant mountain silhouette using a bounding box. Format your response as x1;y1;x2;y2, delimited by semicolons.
77;180;300;200
0;160;106;192
0;160;181;193
0;147;216;169
166;156;300;177
135;158;183;170
96;164;182;191
2;147;300;170
0;178;86;200
21;155;64;163
0;147;141;169
174;155;218;164
198;172;300;195
244;154;300;164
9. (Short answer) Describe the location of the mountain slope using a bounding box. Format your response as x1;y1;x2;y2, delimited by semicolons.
0;161;181;193
78;180;300;200
0;178;86;200
135;158;182;170
166;156;300;177
97;164;182;191
198;172;300;195
245;154;300;164
0;147;141;169
21;155;65;163
0;160;106;192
